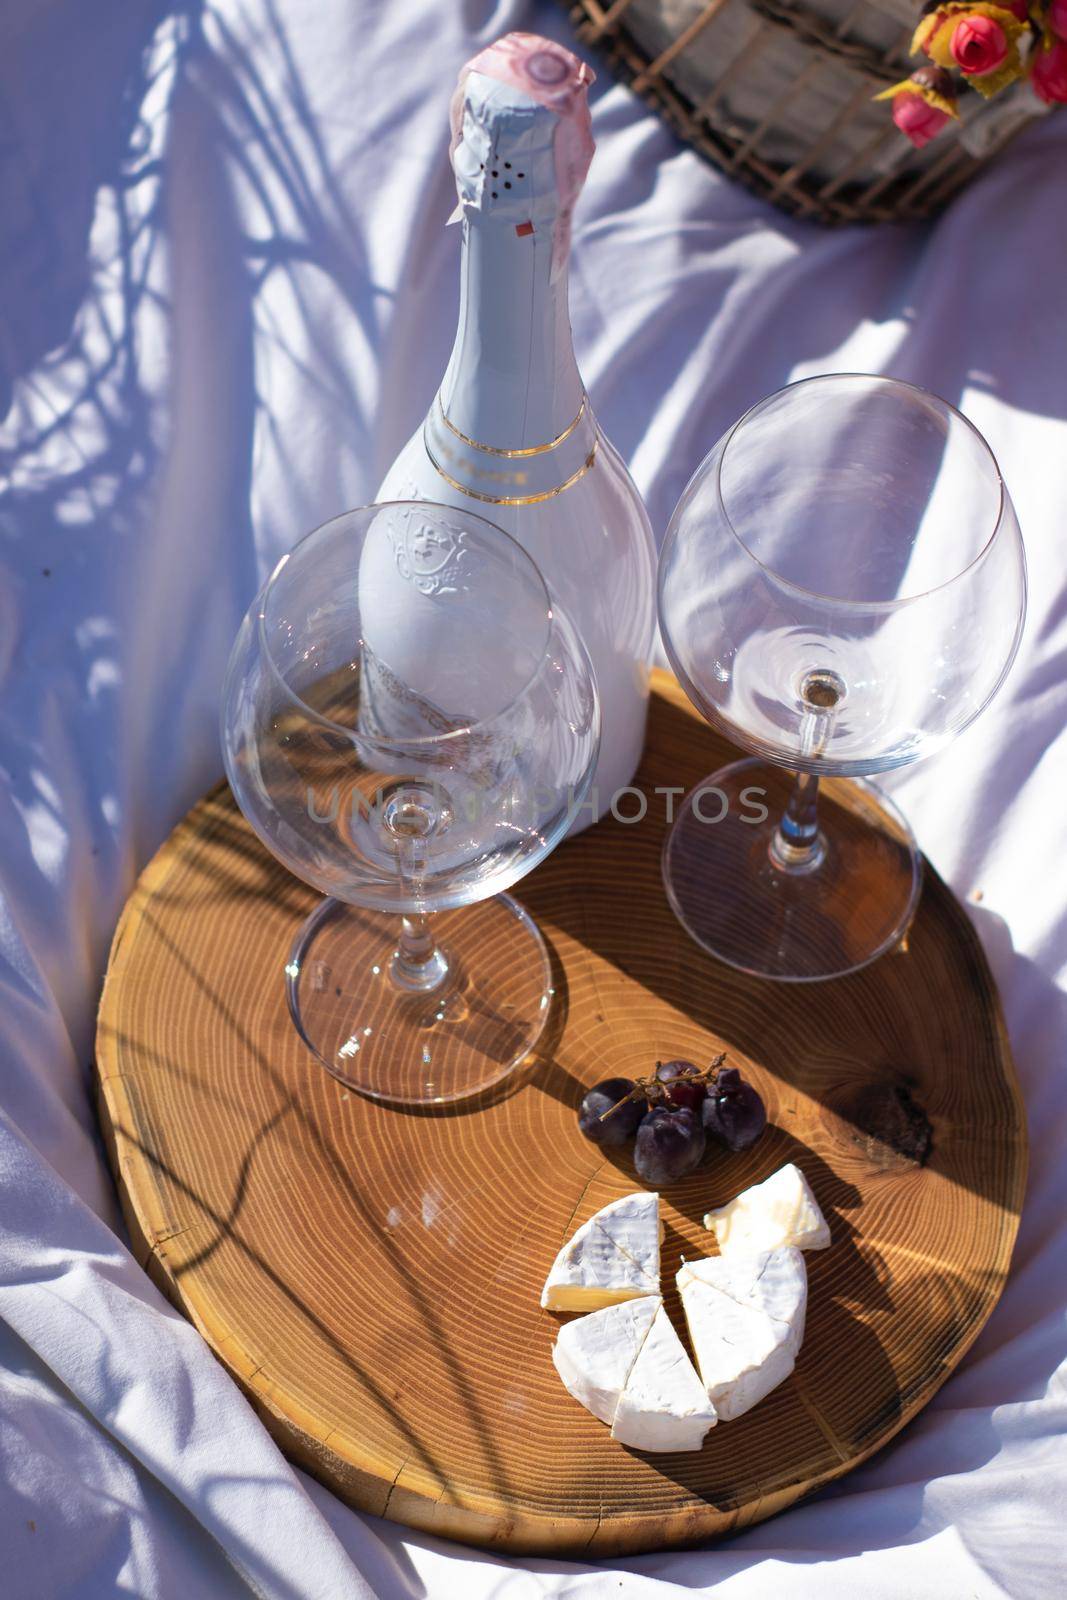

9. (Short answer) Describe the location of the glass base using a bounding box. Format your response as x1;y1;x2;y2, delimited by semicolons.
662;758;922;983
286;894;553;1106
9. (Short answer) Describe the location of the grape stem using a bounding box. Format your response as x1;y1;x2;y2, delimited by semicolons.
597;1052;727;1122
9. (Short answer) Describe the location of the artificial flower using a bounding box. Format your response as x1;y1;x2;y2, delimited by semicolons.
892;92;955;144
951;14;1010;72
1031;36;1067;98
875;65;959;146
913;3;1028;97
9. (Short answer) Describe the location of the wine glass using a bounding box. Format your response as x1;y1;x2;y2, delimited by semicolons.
221;502;599;1104
658;374;1026;982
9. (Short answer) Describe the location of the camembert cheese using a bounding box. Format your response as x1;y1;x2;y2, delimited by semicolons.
678;1246;807;1420
704;1163;830;1256
610;1303;717;1452
552;1296;661;1425
541;1192;661;1312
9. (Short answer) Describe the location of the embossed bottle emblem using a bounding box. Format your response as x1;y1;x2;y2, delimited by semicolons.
387;506;475;596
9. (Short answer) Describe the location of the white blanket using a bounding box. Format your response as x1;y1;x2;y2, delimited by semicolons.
1;2;1065;1596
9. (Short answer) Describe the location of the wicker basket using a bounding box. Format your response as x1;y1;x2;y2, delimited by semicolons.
566;0;1046;223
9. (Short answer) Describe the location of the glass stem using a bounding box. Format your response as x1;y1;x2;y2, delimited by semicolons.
770;770;826;874
381;783;451;995
391;911;450;993
769;668;844;876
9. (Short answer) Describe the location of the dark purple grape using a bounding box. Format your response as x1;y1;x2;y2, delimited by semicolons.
655;1059;706;1111
578;1078;644;1147
633;1105;706;1185
703;1069;767;1152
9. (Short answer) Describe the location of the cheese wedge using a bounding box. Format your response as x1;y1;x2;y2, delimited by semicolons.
552;1296;661;1426
611;1303;717;1452
678;1247;807;1420
541;1192;661;1312
704;1164;830;1256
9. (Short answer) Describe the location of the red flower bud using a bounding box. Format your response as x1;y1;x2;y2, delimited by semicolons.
951;15;1009;75
892;90;953;147
1032;38;1067;102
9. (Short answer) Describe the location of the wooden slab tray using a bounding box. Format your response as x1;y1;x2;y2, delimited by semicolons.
95;671;1026;1557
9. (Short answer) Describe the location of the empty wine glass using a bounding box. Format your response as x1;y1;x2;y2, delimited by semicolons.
221;502;599;1103
658;374;1026;982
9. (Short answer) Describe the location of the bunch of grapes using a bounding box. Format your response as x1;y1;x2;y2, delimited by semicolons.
577;1056;767;1185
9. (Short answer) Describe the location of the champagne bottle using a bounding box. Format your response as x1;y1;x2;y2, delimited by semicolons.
377;32;656;824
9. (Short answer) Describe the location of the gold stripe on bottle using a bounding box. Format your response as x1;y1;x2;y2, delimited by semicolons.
427;442;597;506
437;395;588;458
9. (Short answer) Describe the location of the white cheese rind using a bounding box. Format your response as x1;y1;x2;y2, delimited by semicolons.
703;1164;830;1256
679;1245;808;1345
677;1247;807;1421
593;1190;662;1284
541;1192;661;1311
552;1296;661;1425
610;1304;717;1452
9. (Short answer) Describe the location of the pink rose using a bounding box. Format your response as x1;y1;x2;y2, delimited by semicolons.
951;15;1009;75
1049;0;1067;38
892;91;952;147
1032;38;1067;102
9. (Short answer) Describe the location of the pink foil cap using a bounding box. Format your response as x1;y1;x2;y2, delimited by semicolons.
449;33;595;276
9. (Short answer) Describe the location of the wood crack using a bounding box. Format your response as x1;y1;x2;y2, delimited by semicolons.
792;1375;851;1465
381;1456;410;1521
557;1160;608;1247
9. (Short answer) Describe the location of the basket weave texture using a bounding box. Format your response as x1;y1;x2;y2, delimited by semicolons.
566;0;1043;223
